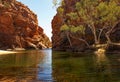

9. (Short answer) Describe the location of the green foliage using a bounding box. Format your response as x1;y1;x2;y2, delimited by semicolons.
60;24;69;31
76;0;98;24
76;0;120;26
57;7;64;15
60;24;85;34
97;1;120;25
70;25;85;34
67;12;78;20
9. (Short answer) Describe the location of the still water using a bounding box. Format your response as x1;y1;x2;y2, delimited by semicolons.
0;49;120;82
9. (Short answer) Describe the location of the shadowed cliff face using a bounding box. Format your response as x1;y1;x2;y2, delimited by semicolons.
0;0;51;49
52;0;120;52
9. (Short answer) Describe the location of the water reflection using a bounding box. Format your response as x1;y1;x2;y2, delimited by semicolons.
0;49;52;82
52;51;120;82
0;49;120;82
38;49;53;81
94;49;112;82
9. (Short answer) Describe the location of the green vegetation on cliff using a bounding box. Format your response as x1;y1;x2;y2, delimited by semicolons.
53;0;120;50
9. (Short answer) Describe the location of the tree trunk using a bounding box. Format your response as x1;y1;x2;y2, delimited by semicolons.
66;31;72;47
98;26;107;44
105;21;119;44
105;32;111;44
90;24;99;44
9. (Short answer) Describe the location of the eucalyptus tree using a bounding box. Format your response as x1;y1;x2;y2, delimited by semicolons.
53;0;120;48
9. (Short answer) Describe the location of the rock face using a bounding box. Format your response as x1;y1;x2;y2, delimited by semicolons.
52;0;86;51
52;0;120;52
0;0;51;49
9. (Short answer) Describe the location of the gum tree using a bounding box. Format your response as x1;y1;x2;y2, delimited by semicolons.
53;0;120;48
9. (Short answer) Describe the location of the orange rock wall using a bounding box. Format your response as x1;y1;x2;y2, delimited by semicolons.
0;0;51;49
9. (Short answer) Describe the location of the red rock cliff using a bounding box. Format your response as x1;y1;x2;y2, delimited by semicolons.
0;0;51;49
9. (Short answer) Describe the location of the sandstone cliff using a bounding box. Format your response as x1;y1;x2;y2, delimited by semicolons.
52;0;120;52
0;0;51;50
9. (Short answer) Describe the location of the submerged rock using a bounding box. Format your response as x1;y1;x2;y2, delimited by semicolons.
0;0;51;49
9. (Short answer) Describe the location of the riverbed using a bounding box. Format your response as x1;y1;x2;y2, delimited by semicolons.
0;49;120;82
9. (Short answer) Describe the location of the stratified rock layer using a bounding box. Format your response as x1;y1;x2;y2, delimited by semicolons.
0;0;51;49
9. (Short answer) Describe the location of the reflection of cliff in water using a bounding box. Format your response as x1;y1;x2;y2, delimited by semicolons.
0;50;45;81
52;51;120;82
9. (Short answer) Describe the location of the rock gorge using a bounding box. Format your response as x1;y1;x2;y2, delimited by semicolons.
52;0;120;52
0;0;51;50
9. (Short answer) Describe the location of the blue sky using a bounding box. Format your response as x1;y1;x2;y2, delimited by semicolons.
17;0;57;40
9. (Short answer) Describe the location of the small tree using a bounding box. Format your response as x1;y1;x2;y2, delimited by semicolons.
60;23;90;48
60;24;73;47
57;4;74;48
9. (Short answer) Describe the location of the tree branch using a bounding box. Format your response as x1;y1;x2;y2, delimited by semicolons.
69;33;90;48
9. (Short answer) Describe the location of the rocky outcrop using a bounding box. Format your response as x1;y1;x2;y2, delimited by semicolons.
0;0;51;50
52;0;120;52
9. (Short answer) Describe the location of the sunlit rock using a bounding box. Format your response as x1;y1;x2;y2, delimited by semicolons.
0;0;51;49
